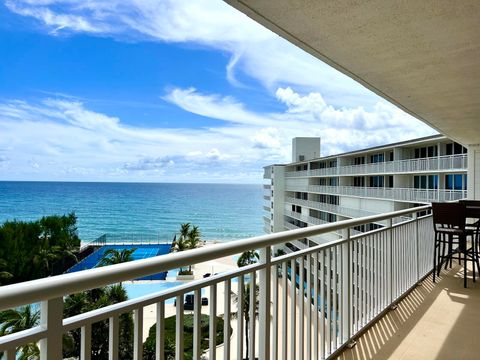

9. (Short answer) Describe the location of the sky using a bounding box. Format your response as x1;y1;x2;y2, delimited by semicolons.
0;0;437;183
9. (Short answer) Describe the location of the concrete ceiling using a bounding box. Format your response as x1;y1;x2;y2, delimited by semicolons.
225;1;480;146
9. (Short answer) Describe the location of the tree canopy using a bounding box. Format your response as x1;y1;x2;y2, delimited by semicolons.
0;213;81;284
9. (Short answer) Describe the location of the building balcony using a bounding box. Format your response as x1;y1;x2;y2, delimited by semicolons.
338;264;480;360
1;205;473;360
285;184;467;203
285;154;468;177
285;196;377;218
263;215;271;226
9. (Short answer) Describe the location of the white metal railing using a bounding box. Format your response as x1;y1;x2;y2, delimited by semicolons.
285;185;467;203
285;197;377;218
0;206;433;360
285;154;467;177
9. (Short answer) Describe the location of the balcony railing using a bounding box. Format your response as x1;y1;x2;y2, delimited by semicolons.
0;206;433;360
285;196;377;218
285;184;467;203
285;154;467;177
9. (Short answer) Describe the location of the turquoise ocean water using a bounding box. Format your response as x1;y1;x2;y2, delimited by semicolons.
0;182;264;243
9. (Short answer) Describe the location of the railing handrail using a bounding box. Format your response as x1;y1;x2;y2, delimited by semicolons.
0;205;430;311
285;153;467;177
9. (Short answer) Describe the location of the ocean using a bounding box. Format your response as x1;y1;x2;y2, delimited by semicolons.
0;182;265;242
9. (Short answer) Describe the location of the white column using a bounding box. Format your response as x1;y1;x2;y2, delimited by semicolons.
259;246;271;360
467;145;480;199
40;297;63;360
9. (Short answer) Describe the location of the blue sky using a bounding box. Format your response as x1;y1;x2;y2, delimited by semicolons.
0;0;436;183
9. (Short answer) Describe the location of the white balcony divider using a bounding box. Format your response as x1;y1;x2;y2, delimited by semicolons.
0;206;433;360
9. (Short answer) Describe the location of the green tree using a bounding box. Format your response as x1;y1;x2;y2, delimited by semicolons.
63;285;133;360
0;305;40;359
0;213;80;284
97;248;136;285
236;250;259;268
98;248;137;267
186;225;201;249
232;283;259;360
142;314;227;360
234;251;260;359
33;248;60;276
0;259;12;285
172;223;202;274
179;223;191;242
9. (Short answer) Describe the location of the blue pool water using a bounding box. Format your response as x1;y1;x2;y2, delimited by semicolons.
67;244;172;280
123;282;184;301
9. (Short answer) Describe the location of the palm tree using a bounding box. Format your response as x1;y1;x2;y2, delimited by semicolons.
0;305;40;358
233;251;260;359
237;250;259;268
171;236;190;253
33;248;59;276
97;249;136;286
232;283;259;359
179;223;191;241
187;225;201;249
98;248;136;267
172;223;203;274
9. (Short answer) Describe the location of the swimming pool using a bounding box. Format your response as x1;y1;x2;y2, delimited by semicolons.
67;244;172;280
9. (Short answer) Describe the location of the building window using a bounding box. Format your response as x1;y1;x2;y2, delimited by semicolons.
354;156;365;165
444;174;467;190
414;145;437;158
370;153;384;163
387;176;394;188
446;142;467;155
369;176;384;187
353;176;365;187
414;175;438;189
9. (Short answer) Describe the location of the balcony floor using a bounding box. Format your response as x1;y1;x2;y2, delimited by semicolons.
337;263;480;360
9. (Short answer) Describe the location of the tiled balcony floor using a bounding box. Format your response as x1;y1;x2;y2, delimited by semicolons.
337;263;480;360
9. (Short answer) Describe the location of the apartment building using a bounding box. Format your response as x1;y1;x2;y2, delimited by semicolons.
263;135;467;251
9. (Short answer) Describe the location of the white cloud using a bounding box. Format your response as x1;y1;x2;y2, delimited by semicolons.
5;0;381;108
163;87;274;127
0;88;436;182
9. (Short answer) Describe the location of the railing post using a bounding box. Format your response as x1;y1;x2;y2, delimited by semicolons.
342;229;352;344
81;325;92;360
414;212;420;281
387;219;394;306
259;246;271;360
39;297;63;360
